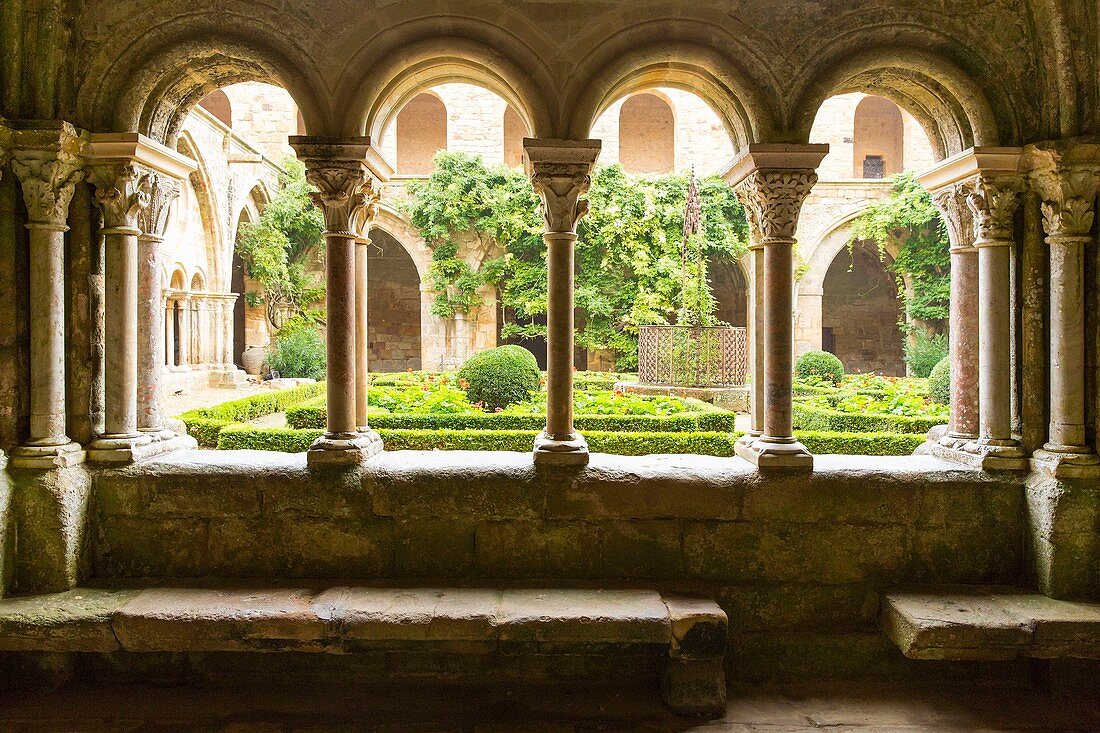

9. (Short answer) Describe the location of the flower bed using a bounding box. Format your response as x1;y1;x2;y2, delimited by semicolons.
792;374;947;435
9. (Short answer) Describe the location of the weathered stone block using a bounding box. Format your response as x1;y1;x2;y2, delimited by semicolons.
96;517;208;578
10;466;93;593
881;588;1032;660
661;658;726;717
474;521;600;578
741;477;915;524
599;520;682;578
497;589;669;643
912;523;1022;584
0;588;137;652
318;587;501;642
717;583;875;632
394;518;475;577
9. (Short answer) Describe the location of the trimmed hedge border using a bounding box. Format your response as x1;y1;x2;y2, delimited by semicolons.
178;382;325;447
792;402;940;435
215;424;924;457
285;400;737;433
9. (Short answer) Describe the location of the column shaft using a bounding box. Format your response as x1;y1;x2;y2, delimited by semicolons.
976;242;1014;443
748;244;765;436
1048;239;1088;448
544;232;576;439
27;225;70;445
101;228;140;436
760;238;795;442
947;248;980;439
326;233;357;435
355;240;370;430
136;237;164;432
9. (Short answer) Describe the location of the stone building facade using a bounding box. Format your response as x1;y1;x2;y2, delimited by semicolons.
176;82;934;378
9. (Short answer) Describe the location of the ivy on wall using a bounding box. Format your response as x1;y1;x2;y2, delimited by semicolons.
404;152;750;368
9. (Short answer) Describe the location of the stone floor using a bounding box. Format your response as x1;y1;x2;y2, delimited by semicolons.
1;680;1097;732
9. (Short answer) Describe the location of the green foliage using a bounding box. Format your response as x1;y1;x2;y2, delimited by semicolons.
267;327;326;380
404;152;749;368
928;356;951;405
850;173;951;326
797;431;925;456
792;402;942;435
235;158;326;329
457;345;541;410
905;330;948;378
796;350;845;385
219;425;322;452
177;382;325;447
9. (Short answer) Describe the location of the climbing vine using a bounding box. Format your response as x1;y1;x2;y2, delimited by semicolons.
404;152;749;368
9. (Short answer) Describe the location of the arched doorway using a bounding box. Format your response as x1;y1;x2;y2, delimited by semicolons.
853;96;905;179
396;92;448;175
710;256;748;327
367;230;422;371
821;241;905;375
618;93;675;174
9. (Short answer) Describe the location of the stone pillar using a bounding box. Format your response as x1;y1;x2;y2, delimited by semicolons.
727;145;828;471
165;297;176;367
523;138;601;466
354;204;379;431
179;295;192;369
930;183;980;446
86;162;153;461
1032;166;1100;476
965;175;1027;468
741;242;765;445
9;124;87;468
291;136;390;465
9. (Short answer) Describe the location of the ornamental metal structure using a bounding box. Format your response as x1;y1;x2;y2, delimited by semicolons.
637;324;748;388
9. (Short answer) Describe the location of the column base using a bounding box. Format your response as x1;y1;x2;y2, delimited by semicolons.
306;431;383;467
10;441;85;469
1030;445;1100;479
931;439;1028;471
733;432;762;463
87;432;154;464
140;427;181;442
938;431;977;450
533;431;590;466
737;437;813;472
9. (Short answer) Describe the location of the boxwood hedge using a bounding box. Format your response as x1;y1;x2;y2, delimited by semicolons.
178;382;325;447
792;402;941;435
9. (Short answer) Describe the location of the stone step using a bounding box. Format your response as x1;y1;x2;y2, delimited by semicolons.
880;585;1100;661
0;585;727;717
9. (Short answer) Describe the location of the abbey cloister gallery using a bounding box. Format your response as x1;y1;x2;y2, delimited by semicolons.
0;1;1098;730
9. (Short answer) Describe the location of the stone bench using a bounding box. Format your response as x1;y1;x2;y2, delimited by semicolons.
0;585;727;716
880;585;1100;661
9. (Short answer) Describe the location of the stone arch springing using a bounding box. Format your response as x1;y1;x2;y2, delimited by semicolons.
853;96;904;179
503;105;527;169
396;92;448;175
617;92;676;174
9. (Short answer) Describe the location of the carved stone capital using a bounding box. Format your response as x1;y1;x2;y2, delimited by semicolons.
966;174;1022;243
353;199;381;243
289;136;388;237
1034;168;1099;241
522;139;601;235
733;169;818;241
930;182;976;251
10;123;87;229
137;173;181;242
89;161;152;232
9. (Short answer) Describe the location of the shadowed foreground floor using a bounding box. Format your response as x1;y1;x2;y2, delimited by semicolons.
1;680;1099;732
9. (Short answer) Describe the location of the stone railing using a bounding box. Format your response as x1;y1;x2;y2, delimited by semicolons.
637;324;748;387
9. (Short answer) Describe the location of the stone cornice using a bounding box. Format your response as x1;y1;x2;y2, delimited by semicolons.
916;147;1024;193
720;144;829;189
9;121;89;228
86;132;197;181
522;138;601;234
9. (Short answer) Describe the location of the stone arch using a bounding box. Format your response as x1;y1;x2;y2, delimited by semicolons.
853;96;904;178
566;41;777;150
190;271;206;292
617;92;676;174
346;38;554;141
396;92;448;175
198;90;233;128
789;46;1002;160
168;266;187;291
710;255;748;328
503;106;527;169
175;131;224;290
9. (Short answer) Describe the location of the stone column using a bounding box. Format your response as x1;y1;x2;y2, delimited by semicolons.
165;296;177;367
728;145;827;471
965;175;1026;468
523;139;601;466
179;295;191;369
1032;166;1100;476
9;124;87;468
739;241;765;449
291;136;389;465
134;173;179;435
354;204;379;431
930;183;980;446
86;162;154;461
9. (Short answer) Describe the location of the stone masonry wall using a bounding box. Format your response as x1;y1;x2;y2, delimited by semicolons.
368;231;422;371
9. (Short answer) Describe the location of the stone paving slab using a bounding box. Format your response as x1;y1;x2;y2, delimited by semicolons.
881;585;1100;660
0;588;138;652
497;588;670;643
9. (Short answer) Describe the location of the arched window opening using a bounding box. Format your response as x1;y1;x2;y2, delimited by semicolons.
617;93;675;174
368;230;423;371
821;242;904;376
197;90;233;127
396;93;448;175
503;106;526;168
853;96;904;179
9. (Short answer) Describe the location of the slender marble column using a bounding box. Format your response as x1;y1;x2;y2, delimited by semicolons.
9;124;86;468
523;139;601;466
291;136;386;465
746;242;765;440
1032;167;1100;475
87;162;153;459
931;184;980;445
179;295;191;369
965;175;1025;467
354;205;379;431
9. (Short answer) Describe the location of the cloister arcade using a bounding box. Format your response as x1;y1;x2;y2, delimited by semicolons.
0;2;1097;722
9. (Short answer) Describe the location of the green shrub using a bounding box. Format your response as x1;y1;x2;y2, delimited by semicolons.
796;431;924;456
904;330;948;378
457;345;541;410
795;350;844;385
177;382;324;446
268;327;326;380
218;425;322;452
792;402;941;434
928;356;951;405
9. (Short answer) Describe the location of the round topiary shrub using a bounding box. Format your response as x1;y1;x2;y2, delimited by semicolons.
458;345;541;411
795;350;845;386
928;356;951;405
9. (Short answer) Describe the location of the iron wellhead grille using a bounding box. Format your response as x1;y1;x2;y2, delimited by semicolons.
637;325;748;387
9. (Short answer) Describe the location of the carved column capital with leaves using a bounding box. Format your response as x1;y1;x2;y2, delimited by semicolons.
1033;167;1099;242
89;161;152;233
966;174;1023;244
136;172;181;243
732;169;818;242
10;123;88;230
290;137;388;239
930;181;977;251
522;139;601;235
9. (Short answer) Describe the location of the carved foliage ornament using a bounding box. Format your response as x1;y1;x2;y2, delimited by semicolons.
530;166;591;234
930;182;976;250
302;161;380;236
137;173;182;241
733;169;818;241
1035;169;1098;241
966;175;1022;243
10;126;86;228
90;161;152;231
